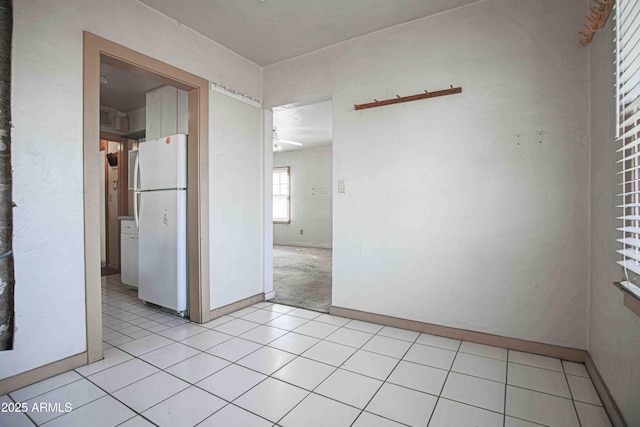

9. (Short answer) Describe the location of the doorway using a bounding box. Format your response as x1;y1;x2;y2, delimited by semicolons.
99;139;121;277
271;99;333;312
83;33;210;363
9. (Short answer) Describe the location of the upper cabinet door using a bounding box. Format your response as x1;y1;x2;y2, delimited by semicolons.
160;86;178;138
146;86;189;139
145;88;162;140
177;89;189;135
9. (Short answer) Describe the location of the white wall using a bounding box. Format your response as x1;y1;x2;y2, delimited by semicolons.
263;110;275;300
3;0;262;380
128;107;146;133
264;0;589;348
588;17;640;426
210;92;263;309
273;146;332;248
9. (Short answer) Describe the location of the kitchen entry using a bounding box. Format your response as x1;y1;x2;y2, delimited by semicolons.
84;33;212;363
100;62;190;316
98;138;125;278
133;134;189;315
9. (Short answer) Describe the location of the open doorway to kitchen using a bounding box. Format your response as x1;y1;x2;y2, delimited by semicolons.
98;138;123;278
98;60;161;282
271;99;333;312
83;33;210;363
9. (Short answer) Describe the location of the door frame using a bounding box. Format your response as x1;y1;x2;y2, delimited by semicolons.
99;132;131;273
99;140;109;268
83;32;210;363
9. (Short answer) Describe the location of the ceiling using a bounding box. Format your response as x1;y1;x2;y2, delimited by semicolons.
100;63;164;112
273;100;332;152
138;0;480;66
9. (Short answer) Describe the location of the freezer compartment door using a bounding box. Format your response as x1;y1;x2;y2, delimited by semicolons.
138;134;187;191
138;189;187;313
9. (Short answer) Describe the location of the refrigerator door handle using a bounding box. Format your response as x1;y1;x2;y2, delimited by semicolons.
133;150;140;192
133;153;140;229
134;192;140;229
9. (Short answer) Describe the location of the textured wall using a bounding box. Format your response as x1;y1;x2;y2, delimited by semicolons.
273;146;333;249
209;92;263;309
3;0;262;379
264;0;590;347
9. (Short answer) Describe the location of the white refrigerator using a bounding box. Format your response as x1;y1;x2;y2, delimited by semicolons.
133;134;188;315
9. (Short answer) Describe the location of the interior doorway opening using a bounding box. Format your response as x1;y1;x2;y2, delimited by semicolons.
83;33;210;363
271;99;333;312
99;138;124;277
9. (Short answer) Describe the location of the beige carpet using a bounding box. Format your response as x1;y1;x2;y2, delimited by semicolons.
272;245;332;312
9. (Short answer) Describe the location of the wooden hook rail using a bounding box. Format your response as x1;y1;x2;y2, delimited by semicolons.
354;85;462;110
578;0;614;46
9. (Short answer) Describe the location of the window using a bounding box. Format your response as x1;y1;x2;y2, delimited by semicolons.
273;167;291;223
616;0;640;298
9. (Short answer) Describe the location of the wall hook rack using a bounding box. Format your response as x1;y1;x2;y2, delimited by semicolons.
354;85;462;110
578;0;614;46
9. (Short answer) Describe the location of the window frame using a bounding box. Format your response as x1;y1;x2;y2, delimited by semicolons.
614;0;640;314
273;166;291;224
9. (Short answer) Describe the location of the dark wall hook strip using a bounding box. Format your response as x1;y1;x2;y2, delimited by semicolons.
354;86;462;110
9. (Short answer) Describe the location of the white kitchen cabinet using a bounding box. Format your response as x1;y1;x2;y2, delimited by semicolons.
145;85;188;140
120;218;138;287
160;86;177;138
177;89;189;135
145;88;162;140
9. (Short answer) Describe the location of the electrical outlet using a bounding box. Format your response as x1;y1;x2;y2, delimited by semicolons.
338;179;346;193
300;229;303;235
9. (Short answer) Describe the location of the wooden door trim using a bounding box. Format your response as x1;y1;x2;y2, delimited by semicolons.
99;141;109;268
84;32;210;363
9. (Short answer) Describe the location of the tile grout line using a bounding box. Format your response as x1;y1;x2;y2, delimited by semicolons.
10;279;592;427
48;315;524;425
118;289;453;426
331;325;402;426
266;322;414;425
101;290;237;425
266;314;368;425
178;307;328;425
5;390;38;426
504;350;510;427
425;339;463;427
315;321;386;427
562;359;583;427
346;327;422;427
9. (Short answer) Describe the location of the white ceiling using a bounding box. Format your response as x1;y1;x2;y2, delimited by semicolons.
138;0;480;66
273;100;332;152
100;63;164;112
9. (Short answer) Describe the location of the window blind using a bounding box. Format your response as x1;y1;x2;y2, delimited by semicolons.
616;0;640;297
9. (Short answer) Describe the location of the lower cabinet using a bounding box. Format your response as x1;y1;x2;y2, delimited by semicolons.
121;219;138;287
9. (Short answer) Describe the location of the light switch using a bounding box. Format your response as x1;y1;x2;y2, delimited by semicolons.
338;180;346;194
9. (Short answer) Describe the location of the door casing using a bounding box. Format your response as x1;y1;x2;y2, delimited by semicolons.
83;32;210;363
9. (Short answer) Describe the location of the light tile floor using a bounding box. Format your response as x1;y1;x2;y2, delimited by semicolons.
1;275;613;426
